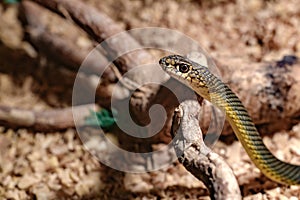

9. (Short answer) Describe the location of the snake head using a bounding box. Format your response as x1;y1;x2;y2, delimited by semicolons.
159;54;208;85
159;55;192;77
159;54;212;99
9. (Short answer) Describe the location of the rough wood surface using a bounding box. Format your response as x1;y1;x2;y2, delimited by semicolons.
171;100;241;200
30;0;167;127
0;104;97;131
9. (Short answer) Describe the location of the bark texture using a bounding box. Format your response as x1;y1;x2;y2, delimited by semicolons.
171;100;241;200
0;104;97;131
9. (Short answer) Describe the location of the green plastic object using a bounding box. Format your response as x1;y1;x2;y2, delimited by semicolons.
85;108;116;129
3;0;20;4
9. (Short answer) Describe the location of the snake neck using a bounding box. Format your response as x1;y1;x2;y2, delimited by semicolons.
194;79;300;185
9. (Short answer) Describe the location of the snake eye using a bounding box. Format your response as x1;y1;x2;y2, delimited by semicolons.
178;64;190;73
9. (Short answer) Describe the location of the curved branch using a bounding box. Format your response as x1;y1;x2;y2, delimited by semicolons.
171;100;241;200
25;0;166;126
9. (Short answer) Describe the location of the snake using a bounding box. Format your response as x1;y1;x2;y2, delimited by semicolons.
159;54;300;185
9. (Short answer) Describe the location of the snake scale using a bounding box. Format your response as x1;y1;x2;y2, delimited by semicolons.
159;54;300;185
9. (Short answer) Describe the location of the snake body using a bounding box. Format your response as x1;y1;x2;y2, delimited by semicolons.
159;54;300;185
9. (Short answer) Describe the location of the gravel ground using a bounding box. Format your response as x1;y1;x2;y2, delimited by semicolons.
1;0;300;199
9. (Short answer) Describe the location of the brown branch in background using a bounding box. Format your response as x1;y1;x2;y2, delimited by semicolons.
20;0;189;140
30;0;167;126
30;0;154;72
171;100;241;200
20;1;116;81
20;1;130;108
0;104;98;132
29;0;165;83
18;0;175;165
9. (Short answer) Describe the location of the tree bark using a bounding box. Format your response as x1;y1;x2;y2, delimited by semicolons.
171;100;241;200
0;104;98;132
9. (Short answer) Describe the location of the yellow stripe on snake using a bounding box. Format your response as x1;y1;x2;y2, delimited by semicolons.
159;54;300;185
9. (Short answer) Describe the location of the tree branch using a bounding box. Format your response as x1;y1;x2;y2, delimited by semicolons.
171;100;241;200
0;104;98;132
25;0;167;126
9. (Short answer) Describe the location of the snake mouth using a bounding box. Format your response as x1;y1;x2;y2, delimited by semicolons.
159;56;176;73
159;57;169;70
158;57;165;66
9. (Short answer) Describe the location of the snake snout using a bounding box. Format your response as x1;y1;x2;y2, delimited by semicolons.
159;57;166;66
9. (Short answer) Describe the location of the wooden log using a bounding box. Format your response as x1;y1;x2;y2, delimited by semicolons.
0;104;98;132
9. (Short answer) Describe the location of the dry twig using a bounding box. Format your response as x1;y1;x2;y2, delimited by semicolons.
171;100;241;200
0;104;98;131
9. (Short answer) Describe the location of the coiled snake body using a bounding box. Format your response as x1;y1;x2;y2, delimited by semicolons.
159;54;300;185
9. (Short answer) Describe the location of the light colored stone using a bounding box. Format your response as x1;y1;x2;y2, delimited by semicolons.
5;189;21;200
49;145;69;156
47;156;59;169
31;184;55;200
46;174;61;191
124;173;153;193
17;175;40;189
57;168;73;187
75;182;90;197
69;171;80;183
